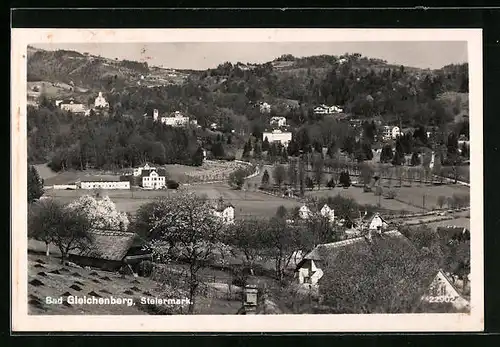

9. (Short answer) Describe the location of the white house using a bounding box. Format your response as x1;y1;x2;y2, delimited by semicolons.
262;130;292;147
153;109;159;121
213;205;235;225
94;92;109;109
259;102;271;114
382;126;401;140
270;116;287;127
420;270;469;310
299;205;312;220
133;163;156;177
313;104;344;115
60;99;86;114
160;111;190;127
79;180;130;190
368;213;389;231
320;204;335;224
141;168;167;189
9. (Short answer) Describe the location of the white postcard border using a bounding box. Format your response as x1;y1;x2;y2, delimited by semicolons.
11;28;483;332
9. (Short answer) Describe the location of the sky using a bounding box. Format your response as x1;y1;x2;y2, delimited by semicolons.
32;41;468;70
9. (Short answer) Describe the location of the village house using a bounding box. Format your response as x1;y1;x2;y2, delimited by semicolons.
319;204;335;224
68;230;152;272
259;102;271;114
79;178;131;190
213;204;235;225
59;99;86;114
420;269;470;311
382;125;401;140
368;213;389;231
94;91;109;109
270;116;287;128
160;111;190;127
298;204;312;220
313;104;344;115
262;129;292;147
141;168;167;189
293;229;469;311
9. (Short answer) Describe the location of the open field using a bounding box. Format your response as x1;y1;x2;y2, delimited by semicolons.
304;187;422;212
44;182;302;218
418;217;470;231
39;160;249;186
27;242;273;315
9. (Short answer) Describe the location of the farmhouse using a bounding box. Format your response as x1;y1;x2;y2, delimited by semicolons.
319;204;335;224
133;163;157;177
295;230;408;287
420;269;470;310
270;116;287;127
68;230;151;272
94;91;109;109
262;129;292;147
368;213;389;231
79;178;130;190
298;205;312;220
141;168;167;189
160;111;190;127
59;99;86;114
436;226;471;243
213;204;235;225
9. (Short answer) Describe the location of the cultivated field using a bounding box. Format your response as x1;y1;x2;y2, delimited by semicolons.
39;160;249;186
304;183;470;213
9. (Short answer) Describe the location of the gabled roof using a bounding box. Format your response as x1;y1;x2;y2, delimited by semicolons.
140;168;167;177
69;230;136;261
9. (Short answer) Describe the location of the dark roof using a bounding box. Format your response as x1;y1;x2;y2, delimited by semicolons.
296;230;412;267
140;168;167;177
69;230;136;261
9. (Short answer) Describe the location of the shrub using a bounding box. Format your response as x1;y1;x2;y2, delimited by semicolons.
385;190;397;199
374;186;383;196
166;180;179;189
326;178;335;189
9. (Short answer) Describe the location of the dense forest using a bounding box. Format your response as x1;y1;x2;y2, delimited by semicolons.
27;48;469;171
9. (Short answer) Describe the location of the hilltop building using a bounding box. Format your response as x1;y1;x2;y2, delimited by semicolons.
94;92;109;109
59;99;86;114
270;116;287;128
262;129;292;147
160;111;190;127
382;126;401;140
313;104;344;115
260;102;271;114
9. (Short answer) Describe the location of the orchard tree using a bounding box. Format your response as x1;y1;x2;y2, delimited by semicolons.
66;195;130;231
228;168;247;189
380;145;393;164
273;164;287;188
142;192;229;313
28;199;93;263
28;165;44;204
261;169;270;187
226;219;269;276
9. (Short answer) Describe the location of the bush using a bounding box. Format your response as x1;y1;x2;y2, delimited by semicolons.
385;190;397;199
326;178;335;189
231;265;249;288
374;186;383;196
166;180;179;189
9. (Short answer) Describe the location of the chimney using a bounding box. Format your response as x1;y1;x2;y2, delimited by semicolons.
242;284;258;315
153;109;159;121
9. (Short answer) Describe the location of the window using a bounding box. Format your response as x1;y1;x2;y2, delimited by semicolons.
303;276;312;284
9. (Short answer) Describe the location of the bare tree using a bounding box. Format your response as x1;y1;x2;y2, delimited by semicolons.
28;199;93;262
143;192;228;313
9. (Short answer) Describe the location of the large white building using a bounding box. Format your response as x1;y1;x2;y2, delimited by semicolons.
141;168;167;189
59;99;86;114
79;180;130;190
94;92;109;109
160;111;190;127
262;129;292;147
270;116;287;127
